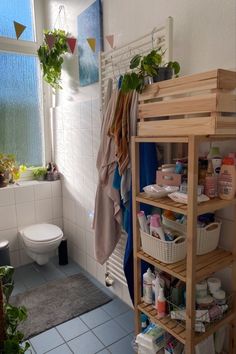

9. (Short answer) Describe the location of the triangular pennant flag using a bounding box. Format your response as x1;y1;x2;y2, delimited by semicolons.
45;34;56;50
87;38;96;52
106;34;114;49
67;37;77;54
13;21;26;40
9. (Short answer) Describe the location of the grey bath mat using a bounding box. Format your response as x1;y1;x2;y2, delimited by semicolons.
11;273;112;339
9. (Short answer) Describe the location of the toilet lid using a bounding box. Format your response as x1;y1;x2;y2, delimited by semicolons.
22;224;63;242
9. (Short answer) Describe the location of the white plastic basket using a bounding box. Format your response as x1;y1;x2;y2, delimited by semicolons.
162;216;221;255
140;230;187;264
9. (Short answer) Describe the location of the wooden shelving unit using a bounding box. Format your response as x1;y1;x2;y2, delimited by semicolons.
132;133;236;353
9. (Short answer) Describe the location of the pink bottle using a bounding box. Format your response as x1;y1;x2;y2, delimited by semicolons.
150;214;165;240
218;157;236;200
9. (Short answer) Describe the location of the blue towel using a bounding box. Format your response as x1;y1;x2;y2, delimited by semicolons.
123;143;158;303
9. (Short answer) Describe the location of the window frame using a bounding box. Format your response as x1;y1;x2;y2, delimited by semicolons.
0;0;52;166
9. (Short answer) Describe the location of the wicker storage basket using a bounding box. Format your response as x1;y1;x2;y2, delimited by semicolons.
140;230;187;264
162;216;221;255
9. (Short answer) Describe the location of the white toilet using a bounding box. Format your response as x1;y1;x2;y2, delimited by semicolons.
19;223;63;265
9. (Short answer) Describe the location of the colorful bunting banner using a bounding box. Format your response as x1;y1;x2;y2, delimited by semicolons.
45;34;56;50
67;37;77;54
87;38;96;52
14;21;26;40
106;34;114;49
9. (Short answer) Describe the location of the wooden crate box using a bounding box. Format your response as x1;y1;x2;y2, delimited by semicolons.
138;69;236;136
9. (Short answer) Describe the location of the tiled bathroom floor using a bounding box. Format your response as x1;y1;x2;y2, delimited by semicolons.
13;259;135;354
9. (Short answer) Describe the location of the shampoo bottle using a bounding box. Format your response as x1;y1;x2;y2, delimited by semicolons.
143;268;155;304
218;157;236;200
150;214;165;240
157;287;166;319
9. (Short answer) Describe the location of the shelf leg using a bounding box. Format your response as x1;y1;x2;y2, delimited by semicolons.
185;136;199;353
131;137;142;335
229;203;236;353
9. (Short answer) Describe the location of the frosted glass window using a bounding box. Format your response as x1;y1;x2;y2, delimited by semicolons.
0;52;43;166
0;0;34;41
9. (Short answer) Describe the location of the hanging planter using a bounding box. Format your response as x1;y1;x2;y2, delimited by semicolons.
37;29;70;90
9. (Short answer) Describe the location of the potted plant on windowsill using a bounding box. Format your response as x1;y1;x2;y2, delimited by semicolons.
0;154;20;188
121;48;180;93
32;167;47;181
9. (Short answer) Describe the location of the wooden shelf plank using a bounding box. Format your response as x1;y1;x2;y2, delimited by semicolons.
138;302;186;345
136;194;188;215
136;193;236;216
138;301;235;346
137;248;234;282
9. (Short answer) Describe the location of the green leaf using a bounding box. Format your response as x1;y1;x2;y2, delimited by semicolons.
130;54;141;69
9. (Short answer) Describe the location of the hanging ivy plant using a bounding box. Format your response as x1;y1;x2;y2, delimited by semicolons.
37;29;69;90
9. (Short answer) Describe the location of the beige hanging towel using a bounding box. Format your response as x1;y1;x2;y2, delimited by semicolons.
93;87;122;264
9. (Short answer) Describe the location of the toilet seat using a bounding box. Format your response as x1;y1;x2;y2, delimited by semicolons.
20;223;63;243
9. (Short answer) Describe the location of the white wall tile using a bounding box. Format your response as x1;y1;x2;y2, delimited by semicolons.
52;197;63;219
63;197;76;223
19;248;32;266
86;255;97;277
96;262;106;285
10;250;20;268
0;188;15;206
35;199;53;223
75;201;86;229
73;247;86;269
0;205;17;230
80;100;92;130
73;225;86;252
16;202;36;228
14;186;34;204
0;228;18;251
34;183;52;200
86;230;95;258
63;219;76;241
52;218;63;230
51;180;62;198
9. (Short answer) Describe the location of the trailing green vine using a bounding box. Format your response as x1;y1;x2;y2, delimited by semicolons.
37;29;69;90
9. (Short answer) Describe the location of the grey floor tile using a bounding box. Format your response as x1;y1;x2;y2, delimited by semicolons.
114;310;134;333
30;328;64;354
96;350;110;354
67;331;104;354
92;319;127;347
56;317;89;341
102;298;130;318
59;262;82;276
23;342;35;354
12;281;27;296
46;343;72;353
80;307;111;329
108;334;135;354
33;263;65;281
23;272;46;289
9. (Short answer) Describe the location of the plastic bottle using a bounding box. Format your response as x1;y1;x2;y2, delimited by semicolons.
137;211;149;233
150;214;165;240
157;287;166;319
218;157;236;200
143;268;155;304
204;159;217;198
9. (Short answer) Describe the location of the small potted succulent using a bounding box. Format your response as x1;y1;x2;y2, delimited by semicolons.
32;167;47;181
121;48;180;93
